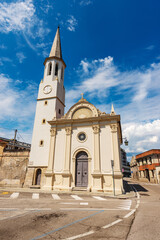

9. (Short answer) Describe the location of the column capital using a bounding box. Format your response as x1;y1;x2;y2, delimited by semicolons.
50;128;56;136
110;123;118;133
65;127;72;135
92;125;100;134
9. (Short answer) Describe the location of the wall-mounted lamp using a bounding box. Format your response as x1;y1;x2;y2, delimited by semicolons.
123;137;129;146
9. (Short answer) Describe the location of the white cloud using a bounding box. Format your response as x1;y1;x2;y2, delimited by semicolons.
16;52;26;63
0;73;37;142
0;57;12;66
65;57;160;158
79;0;93;6
123;120;160;158
67;15;78;32
0;0;35;33
146;45;155;50
0;0;50;50
0;44;7;49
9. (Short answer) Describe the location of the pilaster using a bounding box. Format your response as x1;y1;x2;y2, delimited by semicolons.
110;123;121;173
92;124;102;192
62;126;72;190
42;127;56;190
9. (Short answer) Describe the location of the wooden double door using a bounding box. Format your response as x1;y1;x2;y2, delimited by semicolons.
75;151;88;187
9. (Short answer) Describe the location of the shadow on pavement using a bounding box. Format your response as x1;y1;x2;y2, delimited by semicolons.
123;180;148;193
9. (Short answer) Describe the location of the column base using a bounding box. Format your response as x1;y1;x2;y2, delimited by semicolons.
92;172;103;192
42;171;54;191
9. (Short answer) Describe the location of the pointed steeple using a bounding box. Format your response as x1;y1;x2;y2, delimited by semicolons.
110;104;116;115
49;26;62;59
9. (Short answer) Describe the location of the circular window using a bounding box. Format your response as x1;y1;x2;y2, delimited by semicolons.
78;132;86;142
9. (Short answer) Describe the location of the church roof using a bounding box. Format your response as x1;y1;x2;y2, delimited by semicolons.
49;26;62;59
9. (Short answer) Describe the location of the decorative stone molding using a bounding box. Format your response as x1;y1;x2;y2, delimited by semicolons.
65;127;72;135
50;128;56;136
92;125;100;134
110;123;118;132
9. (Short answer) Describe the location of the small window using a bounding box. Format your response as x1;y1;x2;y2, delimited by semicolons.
48;62;52;75
55;63;58;76
59;109;61;114
42;119;46;124
44;100;48;105
39;140;44;147
61;67;63;80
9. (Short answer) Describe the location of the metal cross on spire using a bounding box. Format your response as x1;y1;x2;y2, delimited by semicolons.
81;93;84;99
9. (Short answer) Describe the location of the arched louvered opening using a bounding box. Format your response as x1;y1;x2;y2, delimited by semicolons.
47;62;52;75
55;63;58;76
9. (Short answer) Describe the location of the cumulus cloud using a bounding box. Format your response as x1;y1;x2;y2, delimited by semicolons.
0;73;37;142
67;15;78;32
123;120;160;159
65;57;160;158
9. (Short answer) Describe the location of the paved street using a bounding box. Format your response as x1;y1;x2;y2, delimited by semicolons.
0;180;159;239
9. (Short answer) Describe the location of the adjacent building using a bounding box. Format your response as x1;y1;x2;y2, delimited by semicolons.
0;137;30;187
121;148;131;177
136;149;160;183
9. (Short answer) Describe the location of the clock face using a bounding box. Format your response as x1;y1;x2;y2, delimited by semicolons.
43;85;52;94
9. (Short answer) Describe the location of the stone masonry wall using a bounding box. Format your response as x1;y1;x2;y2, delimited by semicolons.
0;151;29;187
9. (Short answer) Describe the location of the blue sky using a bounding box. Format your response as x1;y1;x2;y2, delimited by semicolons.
0;0;160;161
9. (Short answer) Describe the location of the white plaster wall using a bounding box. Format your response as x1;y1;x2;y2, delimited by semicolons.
54;128;65;172
70;126;94;172
29;99;57;166
30;57;65;167
100;125;113;173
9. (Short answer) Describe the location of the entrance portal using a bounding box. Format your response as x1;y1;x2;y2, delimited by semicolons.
75;151;88;187
35;169;41;185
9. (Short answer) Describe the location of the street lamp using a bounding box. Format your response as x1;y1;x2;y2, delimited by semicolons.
111;160;115;196
123;137;128;146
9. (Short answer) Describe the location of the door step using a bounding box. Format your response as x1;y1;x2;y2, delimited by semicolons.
72;187;87;191
30;185;40;189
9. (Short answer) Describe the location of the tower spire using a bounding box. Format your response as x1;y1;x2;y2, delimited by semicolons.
49;26;62;59
110;104;116;115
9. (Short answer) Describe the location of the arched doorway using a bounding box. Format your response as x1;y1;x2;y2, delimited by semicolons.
35;169;41;185
75;151;88;187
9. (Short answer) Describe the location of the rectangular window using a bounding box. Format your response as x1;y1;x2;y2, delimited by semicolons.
39;140;44;147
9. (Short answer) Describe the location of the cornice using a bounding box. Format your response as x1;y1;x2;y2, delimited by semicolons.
43;56;66;68
48;114;120;125
37;96;65;107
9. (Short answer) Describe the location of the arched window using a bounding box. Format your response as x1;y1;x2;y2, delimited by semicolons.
61;66;64;80
55;63;58;76
48;62;52;75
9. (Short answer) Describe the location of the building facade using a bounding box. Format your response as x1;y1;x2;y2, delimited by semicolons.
24;27;124;194
136;149;160;183
0;137;30;187
130;156;139;180
121;148;131;177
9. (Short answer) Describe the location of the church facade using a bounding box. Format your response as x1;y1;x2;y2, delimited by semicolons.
24;27;124;194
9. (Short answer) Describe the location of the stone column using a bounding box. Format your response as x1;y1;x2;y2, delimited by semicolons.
43;127;56;190
62;126;72;190
92;124;102;192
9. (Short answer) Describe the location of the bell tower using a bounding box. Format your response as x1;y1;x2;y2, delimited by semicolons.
29;27;66;167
